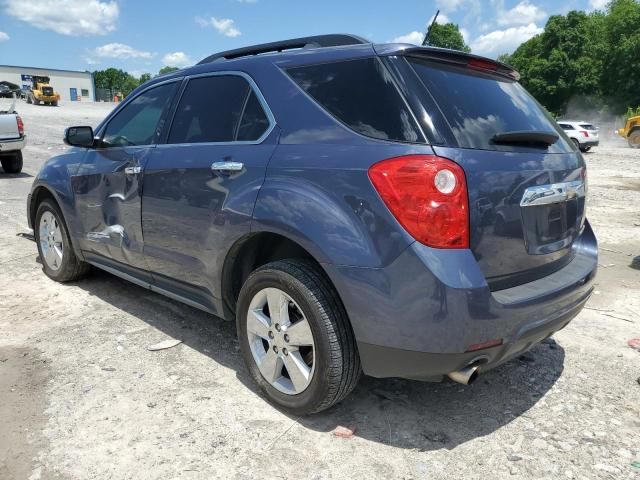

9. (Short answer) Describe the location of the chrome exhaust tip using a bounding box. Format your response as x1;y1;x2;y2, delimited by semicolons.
447;364;481;385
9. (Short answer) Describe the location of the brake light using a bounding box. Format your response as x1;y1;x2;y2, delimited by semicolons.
580;130;589;138
16;116;24;136
468;58;498;72
368;155;469;249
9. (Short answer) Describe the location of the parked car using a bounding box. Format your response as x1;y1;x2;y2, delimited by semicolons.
557;120;599;152
27;34;597;414
0;95;25;173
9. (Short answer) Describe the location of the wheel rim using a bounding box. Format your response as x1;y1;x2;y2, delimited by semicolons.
246;287;316;395
39;211;64;271
630;133;640;147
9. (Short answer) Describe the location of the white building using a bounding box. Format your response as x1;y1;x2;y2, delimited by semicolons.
0;65;95;102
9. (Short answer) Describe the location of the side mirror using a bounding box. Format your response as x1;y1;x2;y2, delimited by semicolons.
64;126;95;148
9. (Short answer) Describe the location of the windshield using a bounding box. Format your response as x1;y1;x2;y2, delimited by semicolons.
408;58;573;153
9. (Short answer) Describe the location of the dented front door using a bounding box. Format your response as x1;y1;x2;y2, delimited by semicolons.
72;145;152;271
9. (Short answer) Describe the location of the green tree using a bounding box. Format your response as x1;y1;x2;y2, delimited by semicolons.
159;66;179;75
601;0;640;110
93;68;128;95
426;23;471;52
139;73;152;85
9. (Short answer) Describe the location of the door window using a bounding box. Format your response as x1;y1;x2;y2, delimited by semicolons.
168;75;271;144
102;82;176;148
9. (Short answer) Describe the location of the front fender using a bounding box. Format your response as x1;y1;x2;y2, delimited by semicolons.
252;175;412;268
29;151;85;256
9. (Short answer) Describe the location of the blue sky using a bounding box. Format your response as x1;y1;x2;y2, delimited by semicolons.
0;0;608;75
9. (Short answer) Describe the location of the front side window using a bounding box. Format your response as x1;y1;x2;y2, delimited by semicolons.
168;75;271;144
102;82;176;148
286;57;423;143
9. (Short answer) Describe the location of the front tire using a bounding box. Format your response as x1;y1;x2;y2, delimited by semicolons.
1;151;23;173
237;259;361;415
629;129;640;148
34;199;89;282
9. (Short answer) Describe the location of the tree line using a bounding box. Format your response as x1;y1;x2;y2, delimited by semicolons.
93;66;179;98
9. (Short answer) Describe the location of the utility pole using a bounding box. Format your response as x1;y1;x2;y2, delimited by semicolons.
422;10;440;46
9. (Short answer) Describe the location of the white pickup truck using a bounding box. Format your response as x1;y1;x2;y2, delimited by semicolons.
0;96;26;173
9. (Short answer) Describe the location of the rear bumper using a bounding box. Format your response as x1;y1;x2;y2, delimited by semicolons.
323;221;597;380
0;135;26;153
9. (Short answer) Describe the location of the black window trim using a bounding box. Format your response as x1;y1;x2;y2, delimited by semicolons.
160;70;276;147
282;56;427;145
95;77;183;150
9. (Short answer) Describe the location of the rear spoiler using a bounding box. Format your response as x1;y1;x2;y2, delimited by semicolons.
374;44;520;81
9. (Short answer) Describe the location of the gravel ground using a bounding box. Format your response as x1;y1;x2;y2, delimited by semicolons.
1;101;639;480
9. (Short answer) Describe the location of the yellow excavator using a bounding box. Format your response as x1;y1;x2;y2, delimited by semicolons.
617;115;640;148
25;76;60;106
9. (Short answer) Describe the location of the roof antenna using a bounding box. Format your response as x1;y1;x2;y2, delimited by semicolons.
422;10;440;46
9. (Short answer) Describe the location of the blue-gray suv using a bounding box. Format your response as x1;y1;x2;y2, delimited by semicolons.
27;35;597;414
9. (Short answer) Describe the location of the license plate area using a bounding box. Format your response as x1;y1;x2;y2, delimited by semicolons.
520;180;585;255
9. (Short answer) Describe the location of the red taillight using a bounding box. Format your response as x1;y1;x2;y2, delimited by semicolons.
16;116;24;136
580;130;589;138
468;58;498;72
368;154;469;249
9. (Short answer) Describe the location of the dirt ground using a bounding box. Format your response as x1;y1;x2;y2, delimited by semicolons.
0;101;639;480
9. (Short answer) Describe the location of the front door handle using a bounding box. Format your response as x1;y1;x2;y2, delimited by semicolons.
211;161;244;173
124;166;141;175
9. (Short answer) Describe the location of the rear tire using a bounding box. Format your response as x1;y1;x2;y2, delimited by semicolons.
628;129;640;149
26;95;32;104
572;138;580;150
52;101;58;107
34;199;89;282
1;151;23;173
237;259;361;415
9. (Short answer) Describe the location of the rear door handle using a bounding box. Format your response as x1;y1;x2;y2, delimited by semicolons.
211;161;244;173
124;166;141;175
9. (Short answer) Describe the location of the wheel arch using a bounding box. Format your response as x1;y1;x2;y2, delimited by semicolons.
221;231;344;323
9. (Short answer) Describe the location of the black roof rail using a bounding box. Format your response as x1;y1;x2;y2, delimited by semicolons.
197;34;370;65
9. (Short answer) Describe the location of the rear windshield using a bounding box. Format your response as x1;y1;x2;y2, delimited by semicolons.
287;58;423;143
579;124;597;130
408;58;572;152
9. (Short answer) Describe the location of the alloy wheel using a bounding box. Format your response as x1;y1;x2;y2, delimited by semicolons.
39;211;64;271
246;287;316;395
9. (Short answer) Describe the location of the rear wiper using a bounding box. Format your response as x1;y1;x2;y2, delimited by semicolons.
491;130;559;147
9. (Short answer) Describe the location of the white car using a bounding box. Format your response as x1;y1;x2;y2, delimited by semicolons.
0;96;25;173
557;120;599;152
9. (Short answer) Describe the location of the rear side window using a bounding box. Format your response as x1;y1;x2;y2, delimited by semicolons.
558;123;573;130
287;58;423;143
579;124;597;130
168;75;270;144
408;58;572;152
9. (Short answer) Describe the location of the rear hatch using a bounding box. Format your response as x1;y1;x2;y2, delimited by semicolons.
0;113;20;141
384;50;587;289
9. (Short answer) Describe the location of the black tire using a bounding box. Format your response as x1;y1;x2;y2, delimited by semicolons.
237;259;361;415
52;101;58;107
34;199;89;282
629;128;640;149
1;151;23;173
26;95;32;104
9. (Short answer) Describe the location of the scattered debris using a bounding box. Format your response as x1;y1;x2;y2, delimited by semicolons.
507;454;523;462
627;338;640;352
101;366;116;372
333;425;356;438
631;461;640;469
147;339;182;351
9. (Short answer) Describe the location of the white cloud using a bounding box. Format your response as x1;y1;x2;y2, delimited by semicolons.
392;31;425;45
91;43;153;59
196;16;241;37
498;1;546;26
0;31;9;42
3;0;118;36
436;0;465;12
392;13;452;45
588;0;608;11
471;23;543;57
162;52;193;68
